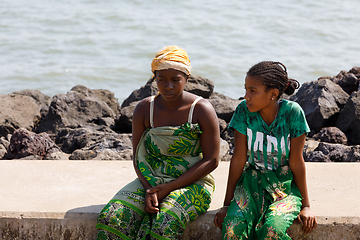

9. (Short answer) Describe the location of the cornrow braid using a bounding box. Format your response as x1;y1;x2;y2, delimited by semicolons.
247;61;300;97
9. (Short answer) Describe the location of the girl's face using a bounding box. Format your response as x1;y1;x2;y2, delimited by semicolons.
244;74;277;113
155;68;188;102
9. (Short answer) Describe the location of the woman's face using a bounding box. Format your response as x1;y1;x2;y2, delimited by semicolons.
244;74;275;112
155;69;188;102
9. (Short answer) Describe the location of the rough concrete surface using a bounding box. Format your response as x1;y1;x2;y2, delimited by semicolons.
0;161;359;239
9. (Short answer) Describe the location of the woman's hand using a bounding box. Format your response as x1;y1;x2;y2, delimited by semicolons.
144;183;172;213
144;191;159;213
298;207;317;234
214;206;228;230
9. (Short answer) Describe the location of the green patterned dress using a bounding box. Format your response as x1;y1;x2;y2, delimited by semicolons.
223;100;310;240
96;96;215;240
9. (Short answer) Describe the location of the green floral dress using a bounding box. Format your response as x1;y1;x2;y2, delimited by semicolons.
223;100;310;240
96;97;215;240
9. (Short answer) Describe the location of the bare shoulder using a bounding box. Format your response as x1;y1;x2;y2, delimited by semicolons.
191;96;218;125
132;96;153;128
194;98;216;116
134;96;152;113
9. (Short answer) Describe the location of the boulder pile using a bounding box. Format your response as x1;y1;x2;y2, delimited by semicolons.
0;67;359;162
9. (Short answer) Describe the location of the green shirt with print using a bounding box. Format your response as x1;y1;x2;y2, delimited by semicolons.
229;99;310;170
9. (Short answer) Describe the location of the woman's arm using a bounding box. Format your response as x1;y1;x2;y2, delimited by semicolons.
132;99;152;190
132;99;161;213
289;134;317;233
214;130;248;229
147;99;220;202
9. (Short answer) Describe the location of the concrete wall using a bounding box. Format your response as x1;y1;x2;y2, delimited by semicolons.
1;161;360;239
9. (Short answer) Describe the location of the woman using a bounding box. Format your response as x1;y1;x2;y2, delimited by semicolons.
96;45;220;240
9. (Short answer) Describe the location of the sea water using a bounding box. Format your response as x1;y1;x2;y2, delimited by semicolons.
1;0;359;104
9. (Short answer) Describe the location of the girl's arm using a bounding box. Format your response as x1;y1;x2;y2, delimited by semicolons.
214;130;248;229
146;99;220;204
289;134;318;234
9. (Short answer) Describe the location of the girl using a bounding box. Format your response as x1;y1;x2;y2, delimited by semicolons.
214;61;317;239
96;46;220;240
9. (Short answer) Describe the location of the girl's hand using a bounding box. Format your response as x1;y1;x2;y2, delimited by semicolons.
214;206;228;230
298;207;317;234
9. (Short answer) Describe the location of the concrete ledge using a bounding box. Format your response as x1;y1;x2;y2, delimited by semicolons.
1;161;359;239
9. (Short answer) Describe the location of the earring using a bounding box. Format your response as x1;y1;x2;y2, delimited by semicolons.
271;97;274;100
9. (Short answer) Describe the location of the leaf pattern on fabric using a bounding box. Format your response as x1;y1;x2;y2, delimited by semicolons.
168;138;194;155
170;122;203;157
185;184;211;214
127;188;146;204
174;122;202;138
165;164;183;179
98;204;111;219
96;230;108;240
163;219;182;238
138;161;156;185
169;190;188;208
145;135;190;169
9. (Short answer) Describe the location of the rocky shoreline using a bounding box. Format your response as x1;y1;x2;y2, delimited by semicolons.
1;67;359;162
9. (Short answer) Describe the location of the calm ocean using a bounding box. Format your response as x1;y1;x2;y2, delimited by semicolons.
1;0;359;104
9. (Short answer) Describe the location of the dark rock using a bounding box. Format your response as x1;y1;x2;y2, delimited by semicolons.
121;75;215;108
114;101;139;133
337;73;359;95
15;155;42;160
303;139;320;161
68;133;133;160
4;128;61;160
349;66;360;76
346;146;360;162
184;75;214;98
0;90;51;138
325;70;347;84
219;118;235;156
312;142;360;162
55;128;132;154
46;151;70;160
0;145;7;159
70;148;133;161
0;136;10;159
12;89;51;109
89;117;115;128
306;151;331;162
0;137;10;150
219;139;230;161
312;127;347;145
325;67;360;94
36;85;120;135
336;91;360;145
55;127;133;160
121;78;158;108
218;118;228;135
208;92;242;123
55;128;92;153
315;142;349;162
290;79;349;135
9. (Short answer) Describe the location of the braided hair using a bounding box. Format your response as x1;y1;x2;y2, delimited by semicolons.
247;61;300;98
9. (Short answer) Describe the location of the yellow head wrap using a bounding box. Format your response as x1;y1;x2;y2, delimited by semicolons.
151;45;192;76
